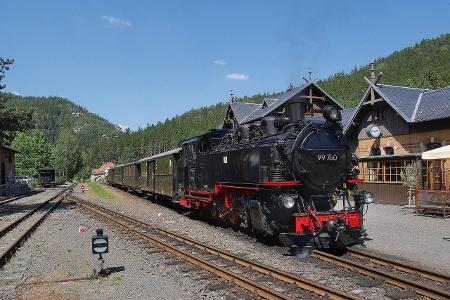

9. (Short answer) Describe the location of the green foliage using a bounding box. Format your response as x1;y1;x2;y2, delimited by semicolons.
0;58;14;90
88;181;116;201
0;58;33;144
52;129;82;180
5;94;118;146
4;93;119;180
319;34;450;107
11;130;52;176
400;161;421;190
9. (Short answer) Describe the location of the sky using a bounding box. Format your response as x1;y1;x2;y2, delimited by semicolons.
1;0;449;130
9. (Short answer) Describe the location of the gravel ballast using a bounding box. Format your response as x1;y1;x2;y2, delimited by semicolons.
0;198;254;299
76;184;429;300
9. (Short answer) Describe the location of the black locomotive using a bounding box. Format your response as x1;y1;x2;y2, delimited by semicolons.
178;101;372;248
108;102;373;249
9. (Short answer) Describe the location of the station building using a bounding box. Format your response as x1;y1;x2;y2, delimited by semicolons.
343;68;450;205
0;145;17;185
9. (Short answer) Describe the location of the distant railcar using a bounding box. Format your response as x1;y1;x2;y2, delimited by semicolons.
38;167;61;187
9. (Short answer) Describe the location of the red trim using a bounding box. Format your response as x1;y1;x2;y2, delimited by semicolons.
261;181;301;187
216;183;260;192
346;179;365;184
294;211;361;234
186;189;210;196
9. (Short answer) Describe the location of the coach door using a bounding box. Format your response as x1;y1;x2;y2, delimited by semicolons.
148;160;155;192
0;161;5;185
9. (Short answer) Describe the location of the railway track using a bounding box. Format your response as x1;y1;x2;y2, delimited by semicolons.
311;249;450;300
0;186;72;268
0;190;39;206
67;194;360;300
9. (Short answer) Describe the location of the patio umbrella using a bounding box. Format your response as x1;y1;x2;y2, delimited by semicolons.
421;145;450;160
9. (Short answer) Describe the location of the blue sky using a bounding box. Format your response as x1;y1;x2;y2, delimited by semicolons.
1;0;449;130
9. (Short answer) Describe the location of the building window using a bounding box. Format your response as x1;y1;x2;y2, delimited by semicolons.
426;142;441;151
370;147;381;156
384;146;394;155
360;159;413;183
421;160;444;190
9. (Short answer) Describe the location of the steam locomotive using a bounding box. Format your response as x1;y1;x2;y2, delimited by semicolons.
107;102;373;249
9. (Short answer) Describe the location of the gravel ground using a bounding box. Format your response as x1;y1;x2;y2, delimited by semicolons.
76;184;425;300
0;188;63;229
361;204;450;275
0;198;255;299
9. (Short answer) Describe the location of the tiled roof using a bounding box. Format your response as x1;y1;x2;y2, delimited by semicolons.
343;81;450;134
340;107;356;129
229;102;260;123
263;98;278;106
414;86;450;122
373;84;428;121
92;162;115;175
241;82;343;124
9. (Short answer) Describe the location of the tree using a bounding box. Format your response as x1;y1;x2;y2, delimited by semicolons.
11;130;53;176
0;58;32;144
52;129;82;180
400;161;421;206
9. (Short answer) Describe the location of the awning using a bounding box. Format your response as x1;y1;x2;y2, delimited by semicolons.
360;153;421;161
421;145;450;160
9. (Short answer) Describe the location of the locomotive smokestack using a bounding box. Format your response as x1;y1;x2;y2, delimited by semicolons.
287;98;305;123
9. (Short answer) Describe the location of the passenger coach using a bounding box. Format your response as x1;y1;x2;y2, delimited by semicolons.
108;148;181;199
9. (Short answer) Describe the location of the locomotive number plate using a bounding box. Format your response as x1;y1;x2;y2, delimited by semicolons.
315;152;340;162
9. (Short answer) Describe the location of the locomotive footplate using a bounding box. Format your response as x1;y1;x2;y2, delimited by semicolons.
279;228;362;248
280;211;363;248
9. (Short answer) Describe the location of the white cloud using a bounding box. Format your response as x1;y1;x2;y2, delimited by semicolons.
226;73;249;80
213;60;227;66
12;91;20;96
101;15;131;28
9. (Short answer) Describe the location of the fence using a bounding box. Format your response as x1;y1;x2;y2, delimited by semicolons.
415;169;449;218
0;182;30;198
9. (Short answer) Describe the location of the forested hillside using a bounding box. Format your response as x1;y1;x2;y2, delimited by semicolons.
5;94;119;148
3;93;120;179
319;33;450;106
6;34;449;179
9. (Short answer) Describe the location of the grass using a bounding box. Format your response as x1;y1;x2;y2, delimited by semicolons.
87;182;117;201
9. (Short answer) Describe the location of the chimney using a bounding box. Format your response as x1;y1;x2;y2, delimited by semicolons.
369;61;376;83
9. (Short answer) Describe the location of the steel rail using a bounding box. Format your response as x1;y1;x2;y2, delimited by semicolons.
311;250;450;300
346;248;450;283
68;195;359;300
0;187;71;268
71;196;292;300
0;188;69;240
0;190;39;206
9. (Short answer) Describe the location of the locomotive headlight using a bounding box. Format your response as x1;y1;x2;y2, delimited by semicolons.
322;105;342;122
362;192;374;204
279;195;296;209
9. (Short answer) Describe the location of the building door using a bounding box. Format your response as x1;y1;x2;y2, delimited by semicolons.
0;160;5;184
